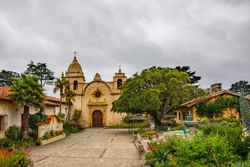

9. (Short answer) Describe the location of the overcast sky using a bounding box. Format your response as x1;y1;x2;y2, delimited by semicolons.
0;0;249;94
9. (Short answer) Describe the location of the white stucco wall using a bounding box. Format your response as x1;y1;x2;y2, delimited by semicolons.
0;100;22;138
0;99;67;138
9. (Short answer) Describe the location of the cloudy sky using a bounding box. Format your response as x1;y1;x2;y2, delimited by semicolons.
0;0;249;94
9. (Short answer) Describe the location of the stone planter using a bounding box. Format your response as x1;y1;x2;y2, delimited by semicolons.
39;133;66;145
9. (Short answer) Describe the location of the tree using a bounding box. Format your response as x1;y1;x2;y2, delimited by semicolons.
10;75;44;138
0;70;20;86
53;73;69;114
175;66;201;84
112;66;206;125
64;84;75;121
230;80;250;96
24;61;55;87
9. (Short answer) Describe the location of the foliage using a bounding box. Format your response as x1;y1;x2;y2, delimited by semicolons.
240;94;250;129
145;120;250;166
39;130;64;141
5;126;22;141
0;137;35;149
29;112;48;130
10;75;44;108
0;149;32;167
56;112;65;122
140;130;157;139
196;96;239;118
0;126;34;148
230;80;250;96
25;61;55;87
72;110;82;123
0;70;20;86
199;120;250;161
10;75;44;138
64;84;76;121
145;135;237;167
175;66;201;84
53;73;69;114
108;121;149;129
63;121;81;135
0;138;16;149
113;67;206;126
54;73;75;121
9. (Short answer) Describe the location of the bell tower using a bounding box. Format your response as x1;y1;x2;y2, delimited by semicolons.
65;53;85;112
65;53;85;93
113;66;127;91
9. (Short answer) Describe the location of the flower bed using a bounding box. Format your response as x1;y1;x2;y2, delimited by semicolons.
38;131;65;145
0;148;33;167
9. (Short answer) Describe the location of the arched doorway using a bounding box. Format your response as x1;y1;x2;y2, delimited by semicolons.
92;110;103;127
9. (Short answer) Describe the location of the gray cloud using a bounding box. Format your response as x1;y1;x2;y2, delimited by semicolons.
0;0;249;94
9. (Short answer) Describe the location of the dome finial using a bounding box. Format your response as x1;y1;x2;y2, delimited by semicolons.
73;50;77;56
73;51;78;62
118;65;122;73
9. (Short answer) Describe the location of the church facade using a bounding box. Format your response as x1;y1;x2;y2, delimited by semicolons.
65;56;127;128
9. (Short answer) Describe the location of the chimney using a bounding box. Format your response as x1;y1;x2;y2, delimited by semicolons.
210;83;222;95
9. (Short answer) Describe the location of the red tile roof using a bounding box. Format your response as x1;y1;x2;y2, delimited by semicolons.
179;90;250;109
0;87;11;97
0;87;65;106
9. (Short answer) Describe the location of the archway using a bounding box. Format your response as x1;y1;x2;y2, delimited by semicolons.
92;110;103;127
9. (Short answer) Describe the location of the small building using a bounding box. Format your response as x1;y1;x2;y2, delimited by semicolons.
0;87;66;138
176;84;250;124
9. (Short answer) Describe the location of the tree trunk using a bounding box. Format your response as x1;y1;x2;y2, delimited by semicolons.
59;94;62;114
66;103;71;121
22;105;30;139
150;113;161;130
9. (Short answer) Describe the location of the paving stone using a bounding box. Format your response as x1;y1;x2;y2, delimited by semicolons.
31;129;144;167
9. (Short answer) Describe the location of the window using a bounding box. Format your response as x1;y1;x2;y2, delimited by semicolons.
178;112;182;120
117;79;123;89
73;80;78;90
184;111;193;121
0;116;6;131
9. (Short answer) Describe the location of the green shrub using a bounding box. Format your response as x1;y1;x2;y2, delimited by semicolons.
29;112;48;130
0;137;35;149
5;126;21;141
145;135;238;166
140;131;157;139
109;121;149;129
0;138;16;149
56;112;65;122
199;120;250;160
145;120;250;166
63;121;81;135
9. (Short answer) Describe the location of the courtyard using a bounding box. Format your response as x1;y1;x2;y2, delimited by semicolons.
31;128;144;167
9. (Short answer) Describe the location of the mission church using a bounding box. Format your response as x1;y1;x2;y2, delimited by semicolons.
65;56;127;128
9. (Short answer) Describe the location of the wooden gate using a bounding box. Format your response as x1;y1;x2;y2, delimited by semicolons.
92;110;103;127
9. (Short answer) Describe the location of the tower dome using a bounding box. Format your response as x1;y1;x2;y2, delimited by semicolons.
65;56;85;82
67;56;83;73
